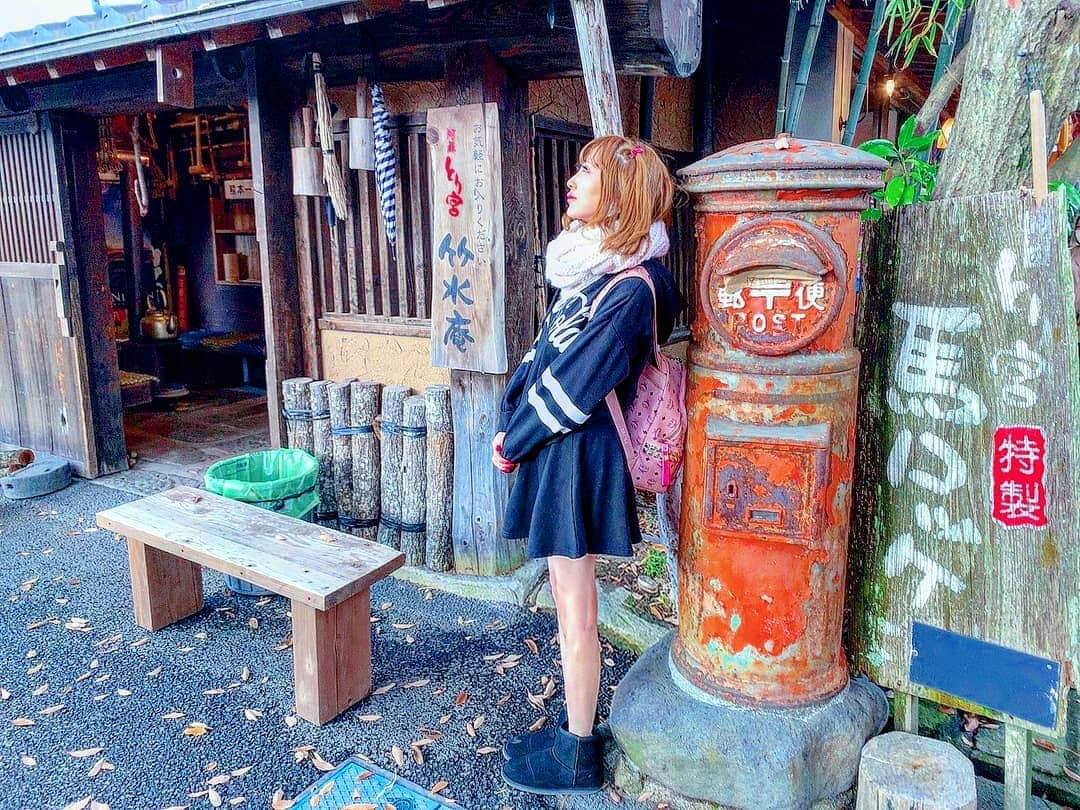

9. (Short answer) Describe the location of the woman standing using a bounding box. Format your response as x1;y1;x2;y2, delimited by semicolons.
493;135;682;795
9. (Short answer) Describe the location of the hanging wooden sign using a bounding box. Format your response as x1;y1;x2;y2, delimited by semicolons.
849;190;1079;735
425;103;507;374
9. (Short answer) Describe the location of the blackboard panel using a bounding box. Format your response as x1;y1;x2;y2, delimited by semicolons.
911;621;1061;730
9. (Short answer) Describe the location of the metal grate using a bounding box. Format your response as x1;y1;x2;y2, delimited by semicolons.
291;756;457;810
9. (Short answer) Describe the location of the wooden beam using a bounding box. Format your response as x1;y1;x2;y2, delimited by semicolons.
570;0;623;134
245;47;303;448
155;43;194;108
443;44;532;575
266;14;312;39
57;113;127;475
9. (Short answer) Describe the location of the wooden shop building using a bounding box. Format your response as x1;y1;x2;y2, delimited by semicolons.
0;0;938;574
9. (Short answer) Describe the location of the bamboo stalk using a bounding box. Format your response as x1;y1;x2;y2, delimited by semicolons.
842;0;887;146
328;380;355;530
775;0;800;135
282;377;315;454
931;1;964;90
787;0;827;135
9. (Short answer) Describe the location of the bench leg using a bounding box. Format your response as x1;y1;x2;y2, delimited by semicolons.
127;539;203;631
292;587;372;725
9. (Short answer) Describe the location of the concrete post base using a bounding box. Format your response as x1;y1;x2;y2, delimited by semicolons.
610;633;889;810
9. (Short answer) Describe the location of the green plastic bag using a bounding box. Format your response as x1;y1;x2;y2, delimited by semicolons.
204;449;320;520
204;449;321;596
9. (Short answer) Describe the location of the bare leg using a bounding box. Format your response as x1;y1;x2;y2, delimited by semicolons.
547;560;568;661
548;554;599;737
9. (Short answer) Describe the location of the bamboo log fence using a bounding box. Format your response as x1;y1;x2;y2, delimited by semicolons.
282;378;455;571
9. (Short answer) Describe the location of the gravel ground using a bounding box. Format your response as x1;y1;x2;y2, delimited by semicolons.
0;481;636;810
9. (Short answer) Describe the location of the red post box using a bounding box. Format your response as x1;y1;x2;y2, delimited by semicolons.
610;136;889;808
673;135;884;706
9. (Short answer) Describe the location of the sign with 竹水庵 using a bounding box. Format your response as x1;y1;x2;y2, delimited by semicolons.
848;189;1079;734
425;103;507;374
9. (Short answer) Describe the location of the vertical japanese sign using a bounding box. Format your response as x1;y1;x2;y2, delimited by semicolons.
425;104;507;374
849;190;1078;734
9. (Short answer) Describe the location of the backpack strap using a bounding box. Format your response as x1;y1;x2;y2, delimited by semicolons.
590;266;661;467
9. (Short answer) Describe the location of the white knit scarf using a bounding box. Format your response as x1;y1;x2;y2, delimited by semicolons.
544;220;669;294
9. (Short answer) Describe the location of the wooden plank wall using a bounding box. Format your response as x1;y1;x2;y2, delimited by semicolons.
309;114;433;327
0;119;97;475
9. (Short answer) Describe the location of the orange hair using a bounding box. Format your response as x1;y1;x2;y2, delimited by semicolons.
562;135;675;256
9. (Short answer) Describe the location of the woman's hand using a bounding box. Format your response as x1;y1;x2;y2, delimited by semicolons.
491;431;517;474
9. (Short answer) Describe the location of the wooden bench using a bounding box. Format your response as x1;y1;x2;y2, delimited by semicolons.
96;485;404;725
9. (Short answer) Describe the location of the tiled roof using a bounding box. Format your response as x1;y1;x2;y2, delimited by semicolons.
0;0;349;71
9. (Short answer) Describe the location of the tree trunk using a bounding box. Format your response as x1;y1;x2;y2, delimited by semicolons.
934;0;1079;199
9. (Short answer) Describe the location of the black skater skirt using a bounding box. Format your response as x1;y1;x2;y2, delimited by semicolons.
502;407;642;560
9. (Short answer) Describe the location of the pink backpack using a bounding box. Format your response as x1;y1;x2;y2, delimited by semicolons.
592;266;688;493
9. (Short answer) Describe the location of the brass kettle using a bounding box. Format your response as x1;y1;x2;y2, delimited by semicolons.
140;295;179;341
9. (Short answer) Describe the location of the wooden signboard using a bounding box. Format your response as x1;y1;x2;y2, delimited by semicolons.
425;103;507;374
849;189;1079;736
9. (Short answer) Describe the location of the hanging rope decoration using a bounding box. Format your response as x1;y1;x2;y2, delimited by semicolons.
130;116;150;218
310;52;348;221
371;83;398;245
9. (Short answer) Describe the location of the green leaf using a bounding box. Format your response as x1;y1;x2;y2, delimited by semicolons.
858;139;900;160
862;207;884;222
906;131;940;153
901;184;917;205
884;175;907;207
897;116;917;150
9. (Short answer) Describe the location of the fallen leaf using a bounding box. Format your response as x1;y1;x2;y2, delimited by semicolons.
473;715;485;730
130;637;150;648
438;714;451;724
116;689;132;697
229;799;246;806
207;775;230;786
204;688;226;696
68;747;104;759
231;766;253;778
372;683;395;695
1064;765;1080;783
355;714;382;723
528;716;546;733
62;799;91;810
182;722;211;737
20;754;36;767
208;787;223;808
411;746;424;765
40;704;66;716
12;717;36;728
32;683;49;696
476;746;499;755
0;688;10;700
283;715;298;728
453;691;469;706
311;752;335;772
524;639;539;655
147;667;163;678
240;667;250;682
271;790;294;810
1033;739;1055;752
391;746;405;767
391;623;415;630
402;679;429;689
430;780;448;795
162;712;185;720
243;708;263;722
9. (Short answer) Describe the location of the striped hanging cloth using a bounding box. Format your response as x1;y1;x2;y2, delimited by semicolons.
371;83;397;245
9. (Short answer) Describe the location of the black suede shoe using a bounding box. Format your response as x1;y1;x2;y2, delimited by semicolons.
501;706;566;761
501;721;603;795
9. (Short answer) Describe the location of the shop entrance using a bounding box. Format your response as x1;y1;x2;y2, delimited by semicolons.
100;107;269;483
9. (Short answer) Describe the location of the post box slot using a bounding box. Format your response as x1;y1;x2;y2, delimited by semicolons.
703;418;830;548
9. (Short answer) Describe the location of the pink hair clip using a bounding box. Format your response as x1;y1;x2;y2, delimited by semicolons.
629;145;645;157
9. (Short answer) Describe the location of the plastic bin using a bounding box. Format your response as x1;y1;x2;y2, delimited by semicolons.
204;449;321;596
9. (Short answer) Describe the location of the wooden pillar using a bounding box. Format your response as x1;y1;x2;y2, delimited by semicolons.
570;0;623;135
444;45;533;575
245;47;302;448
58;113;127;475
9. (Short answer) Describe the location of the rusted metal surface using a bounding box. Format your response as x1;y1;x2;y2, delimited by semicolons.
672;136;885;706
